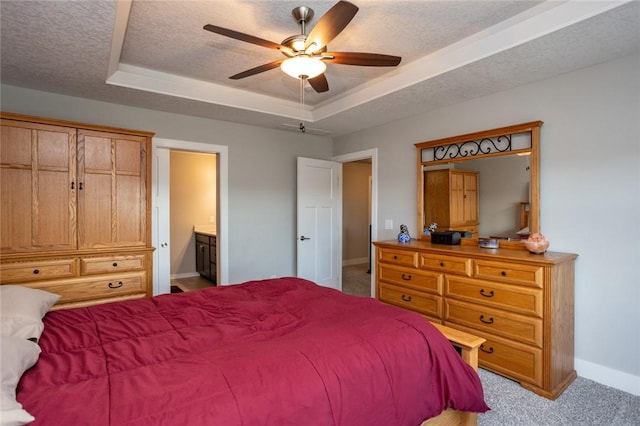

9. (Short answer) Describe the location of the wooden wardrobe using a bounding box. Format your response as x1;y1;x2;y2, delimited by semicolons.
0;112;155;308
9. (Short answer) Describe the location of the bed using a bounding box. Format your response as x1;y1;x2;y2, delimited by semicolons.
3;277;488;425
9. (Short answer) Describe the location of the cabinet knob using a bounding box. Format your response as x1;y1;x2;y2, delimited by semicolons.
439;262;445;267
33;269;40;274
112;262;118;267
401;273;412;281
393;255;398;259
501;271;507;276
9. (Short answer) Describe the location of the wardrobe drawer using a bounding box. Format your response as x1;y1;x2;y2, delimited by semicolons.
81;254;145;275
446;276;543;317
445;299;542;347
0;258;78;283
474;259;543;288
378;264;442;294
27;272;146;305
377;247;417;267
379;282;442;319
418;253;472;277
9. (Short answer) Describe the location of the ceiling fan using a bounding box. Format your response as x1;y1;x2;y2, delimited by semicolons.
203;1;401;93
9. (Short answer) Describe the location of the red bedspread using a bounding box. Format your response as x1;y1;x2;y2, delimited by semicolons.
18;277;488;425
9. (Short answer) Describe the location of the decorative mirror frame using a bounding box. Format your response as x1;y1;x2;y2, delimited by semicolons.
415;121;543;247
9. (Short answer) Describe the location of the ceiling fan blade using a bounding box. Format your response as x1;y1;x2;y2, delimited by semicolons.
308;74;329;93
230;60;284;80
324;52;401;67
305;1;358;53
204;24;282;50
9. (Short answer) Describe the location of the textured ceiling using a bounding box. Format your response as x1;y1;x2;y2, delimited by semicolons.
1;1;639;137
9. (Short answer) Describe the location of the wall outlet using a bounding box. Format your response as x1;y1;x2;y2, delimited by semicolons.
384;219;393;230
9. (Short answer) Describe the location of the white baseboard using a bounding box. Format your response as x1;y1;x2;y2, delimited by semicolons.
342;257;368;267
575;358;640;396
170;272;200;279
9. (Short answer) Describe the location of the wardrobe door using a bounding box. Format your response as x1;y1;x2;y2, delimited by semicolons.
1;119;77;252
78;129;148;249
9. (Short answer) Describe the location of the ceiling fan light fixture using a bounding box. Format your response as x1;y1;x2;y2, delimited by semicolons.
281;55;326;79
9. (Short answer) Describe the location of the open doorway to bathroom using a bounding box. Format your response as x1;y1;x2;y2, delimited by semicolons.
169;151;218;293
152;138;228;296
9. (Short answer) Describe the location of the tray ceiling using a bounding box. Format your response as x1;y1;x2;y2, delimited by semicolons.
1;1;638;137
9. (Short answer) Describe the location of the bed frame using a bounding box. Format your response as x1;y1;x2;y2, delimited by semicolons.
421;322;486;426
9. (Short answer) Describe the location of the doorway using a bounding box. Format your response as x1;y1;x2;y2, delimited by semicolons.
333;149;378;298
152;138;229;295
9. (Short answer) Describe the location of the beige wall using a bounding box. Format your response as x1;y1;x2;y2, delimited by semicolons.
170;151;217;276
342;162;371;263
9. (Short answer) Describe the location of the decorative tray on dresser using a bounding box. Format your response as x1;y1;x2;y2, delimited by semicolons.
373;239;578;400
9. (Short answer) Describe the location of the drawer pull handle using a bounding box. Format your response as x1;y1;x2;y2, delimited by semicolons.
480;344;494;354
480;289;494;297
401;294;412;302
401;273;412;281
112;262;118;267
501;271;507;276
108;281;123;289
480;315;494;324
33;269;40;275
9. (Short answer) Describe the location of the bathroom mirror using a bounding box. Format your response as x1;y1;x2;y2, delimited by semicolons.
415;121;542;245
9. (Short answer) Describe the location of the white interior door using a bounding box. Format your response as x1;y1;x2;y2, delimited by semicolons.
152;147;171;295
297;157;341;290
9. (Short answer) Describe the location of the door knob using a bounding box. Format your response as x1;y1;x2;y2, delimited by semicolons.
299;235;311;241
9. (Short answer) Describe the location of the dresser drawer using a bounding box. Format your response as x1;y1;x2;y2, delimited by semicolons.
379;282;442;319
26;272;146;305
474;259;543;288
81;254;145;275
378;264;442;294
477;333;543;387
418;253;472;277
446;276;543;317
0;258;78;283
445;299;542;347
378;247;417;267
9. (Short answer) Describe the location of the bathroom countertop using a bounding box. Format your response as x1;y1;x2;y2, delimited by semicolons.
194;225;216;236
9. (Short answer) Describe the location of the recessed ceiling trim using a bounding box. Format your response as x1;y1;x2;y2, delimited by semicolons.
310;0;631;121
107;64;311;120
106;0;630;124
107;0;132;78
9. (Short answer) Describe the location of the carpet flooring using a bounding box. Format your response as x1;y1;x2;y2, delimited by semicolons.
342;263;372;297
478;368;640;425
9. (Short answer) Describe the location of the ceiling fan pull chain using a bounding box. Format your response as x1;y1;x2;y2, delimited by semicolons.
299;77;306;133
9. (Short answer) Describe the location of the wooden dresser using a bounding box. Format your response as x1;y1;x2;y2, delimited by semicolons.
374;239;578;399
0;112;155;309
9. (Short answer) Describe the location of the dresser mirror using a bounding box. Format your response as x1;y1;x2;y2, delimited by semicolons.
415;121;542;245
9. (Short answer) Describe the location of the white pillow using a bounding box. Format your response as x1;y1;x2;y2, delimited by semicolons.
0;335;41;426
0;285;60;341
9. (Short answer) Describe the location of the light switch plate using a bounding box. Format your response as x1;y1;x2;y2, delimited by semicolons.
384;219;393;230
